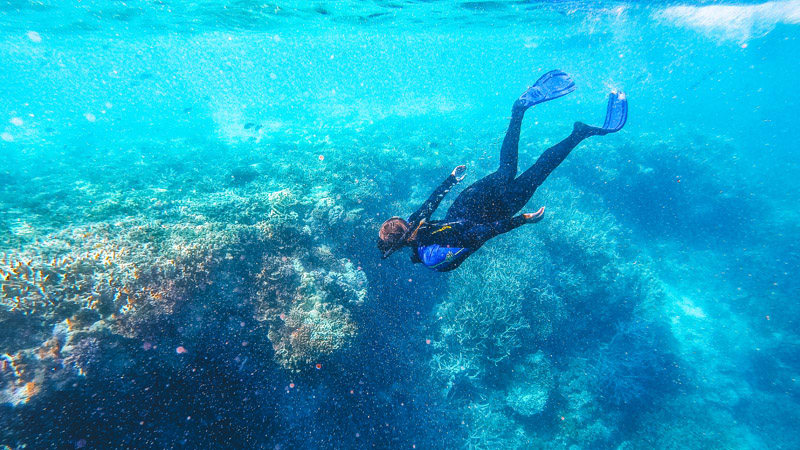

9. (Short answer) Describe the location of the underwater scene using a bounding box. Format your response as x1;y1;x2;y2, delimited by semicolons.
1;0;799;448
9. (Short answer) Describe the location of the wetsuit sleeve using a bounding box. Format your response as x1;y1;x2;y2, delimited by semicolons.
463;215;528;246
407;173;458;223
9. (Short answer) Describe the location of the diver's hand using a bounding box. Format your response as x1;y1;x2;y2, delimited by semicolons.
522;206;545;223
452;165;466;182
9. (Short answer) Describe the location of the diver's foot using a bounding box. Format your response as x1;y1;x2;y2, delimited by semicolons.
512;99;528;117
522;206;546;223
574;90;628;137
516;70;576;113
573;121;601;137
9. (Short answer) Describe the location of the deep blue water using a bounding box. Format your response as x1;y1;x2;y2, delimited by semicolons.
1;1;799;448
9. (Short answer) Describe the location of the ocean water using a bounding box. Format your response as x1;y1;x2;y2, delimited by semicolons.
1;0;799;448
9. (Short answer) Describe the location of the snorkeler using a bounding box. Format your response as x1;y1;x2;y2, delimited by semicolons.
377;70;627;271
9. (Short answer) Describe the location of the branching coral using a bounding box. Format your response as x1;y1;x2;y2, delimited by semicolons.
504;351;555;417
463;395;531;449
430;244;535;398
266;188;300;226
428;177;673;447
1;240;136;316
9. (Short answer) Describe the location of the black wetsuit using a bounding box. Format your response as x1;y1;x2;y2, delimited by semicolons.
408;111;591;271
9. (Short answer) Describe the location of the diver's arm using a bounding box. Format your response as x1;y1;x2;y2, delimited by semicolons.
408;165;466;223
464;207;545;245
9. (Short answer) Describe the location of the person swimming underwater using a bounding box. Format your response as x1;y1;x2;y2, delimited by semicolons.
377;70;628;272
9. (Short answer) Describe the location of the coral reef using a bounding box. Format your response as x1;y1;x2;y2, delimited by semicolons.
590;320;682;408
255;252;366;371
0;40;796;448
430;243;532;397
463;395;531;449
0;244;134;316
1;182;369;407
227;165;260;185
505;351;555;417
427;176;676;448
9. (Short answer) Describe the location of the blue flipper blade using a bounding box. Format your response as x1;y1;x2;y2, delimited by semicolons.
602;91;627;132
518;69;576;108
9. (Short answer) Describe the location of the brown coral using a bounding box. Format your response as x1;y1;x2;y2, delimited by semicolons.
254;254;366;371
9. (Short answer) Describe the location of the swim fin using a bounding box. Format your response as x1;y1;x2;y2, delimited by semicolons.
517;70;576;110
575;91;627;136
601;90;627;133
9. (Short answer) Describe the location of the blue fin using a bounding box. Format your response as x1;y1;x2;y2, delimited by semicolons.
518;70;576;109
600;91;627;133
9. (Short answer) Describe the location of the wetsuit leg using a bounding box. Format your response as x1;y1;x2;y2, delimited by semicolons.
496;111;525;181
505;125;591;213
445;111;526;222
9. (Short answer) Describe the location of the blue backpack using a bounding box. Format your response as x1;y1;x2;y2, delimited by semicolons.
417;244;470;271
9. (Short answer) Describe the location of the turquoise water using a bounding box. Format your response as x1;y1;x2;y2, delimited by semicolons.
1;1;799;448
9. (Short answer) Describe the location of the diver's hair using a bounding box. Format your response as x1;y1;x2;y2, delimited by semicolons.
379;217;409;243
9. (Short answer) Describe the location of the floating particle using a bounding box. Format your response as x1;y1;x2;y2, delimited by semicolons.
75;439;87;449
425;339;431;345
766;315;770;320
84;113;96;122
270;73;277;80
289;383;295;388
315;363;322;370
10;117;23;126
142;341;152;351
27;31;42;43
318;154;324;161
1;132;13;142
176;346;188;354
105;102;113;109
741;43;748;49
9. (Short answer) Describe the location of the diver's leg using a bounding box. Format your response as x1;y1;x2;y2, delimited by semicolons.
506;123;593;210
496;70;577;180
446;102;526;222
496;106;526;180
505;91;628;212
